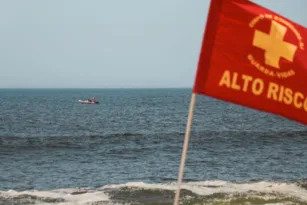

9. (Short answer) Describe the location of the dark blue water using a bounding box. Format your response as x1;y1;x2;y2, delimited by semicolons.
1;88;307;205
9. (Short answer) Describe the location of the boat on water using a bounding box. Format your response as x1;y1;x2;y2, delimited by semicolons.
78;97;99;104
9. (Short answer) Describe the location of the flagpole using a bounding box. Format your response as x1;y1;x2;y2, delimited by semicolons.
173;92;196;205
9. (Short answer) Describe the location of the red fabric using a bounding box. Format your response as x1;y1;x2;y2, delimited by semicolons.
193;0;307;125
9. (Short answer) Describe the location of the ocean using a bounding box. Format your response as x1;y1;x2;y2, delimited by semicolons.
1;88;307;205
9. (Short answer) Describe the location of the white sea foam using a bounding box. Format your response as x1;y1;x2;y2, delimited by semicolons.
0;180;306;204
103;180;307;201
0;188;110;205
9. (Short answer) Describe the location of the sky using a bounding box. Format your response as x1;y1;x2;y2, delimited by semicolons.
0;0;306;88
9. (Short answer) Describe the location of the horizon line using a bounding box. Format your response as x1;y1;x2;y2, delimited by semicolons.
0;87;192;89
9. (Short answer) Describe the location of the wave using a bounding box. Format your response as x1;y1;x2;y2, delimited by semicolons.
0;132;145;150
1;180;307;205
1;129;307;151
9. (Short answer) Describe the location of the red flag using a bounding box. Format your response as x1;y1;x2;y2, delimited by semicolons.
193;0;307;125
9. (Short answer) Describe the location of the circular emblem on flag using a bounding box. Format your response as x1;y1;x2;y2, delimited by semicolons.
247;14;304;79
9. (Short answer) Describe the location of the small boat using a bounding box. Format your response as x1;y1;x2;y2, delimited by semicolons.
78;97;99;104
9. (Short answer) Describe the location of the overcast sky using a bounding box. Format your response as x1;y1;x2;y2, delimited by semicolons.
0;0;306;88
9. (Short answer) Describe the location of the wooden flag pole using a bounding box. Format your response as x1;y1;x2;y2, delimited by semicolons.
173;92;197;205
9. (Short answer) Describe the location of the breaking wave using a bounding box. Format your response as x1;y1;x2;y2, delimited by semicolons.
1;180;307;205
